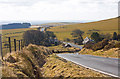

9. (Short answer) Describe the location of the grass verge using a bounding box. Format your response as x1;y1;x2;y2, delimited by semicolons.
79;48;119;58
41;54;108;77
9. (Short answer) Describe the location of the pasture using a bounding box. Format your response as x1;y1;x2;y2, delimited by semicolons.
48;18;118;41
1;28;37;56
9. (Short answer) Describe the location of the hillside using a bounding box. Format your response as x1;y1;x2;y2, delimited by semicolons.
1;23;31;30
48;18;118;40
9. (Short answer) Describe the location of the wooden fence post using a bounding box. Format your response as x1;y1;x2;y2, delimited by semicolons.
22;39;25;48
0;34;3;60
8;37;11;53
18;40;20;51
14;39;16;51
21;40;22;50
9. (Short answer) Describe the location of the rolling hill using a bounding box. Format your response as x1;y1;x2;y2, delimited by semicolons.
48;17;118;40
1;23;31;29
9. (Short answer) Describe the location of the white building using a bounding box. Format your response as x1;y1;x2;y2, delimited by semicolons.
82;37;94;44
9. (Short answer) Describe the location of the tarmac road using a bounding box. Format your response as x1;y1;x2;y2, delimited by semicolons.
57;53;120;77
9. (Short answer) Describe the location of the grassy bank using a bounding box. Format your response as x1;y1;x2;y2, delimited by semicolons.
2;44;52;78
41;54;108;77
48;44;80;53
79;48;119;58
2;44;118;78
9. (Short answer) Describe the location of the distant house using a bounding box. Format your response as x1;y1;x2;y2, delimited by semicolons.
31;25;43;28
38;27;47;32
40;28;45;32
82;37;94;44
64;44;72;47
62;42;72;47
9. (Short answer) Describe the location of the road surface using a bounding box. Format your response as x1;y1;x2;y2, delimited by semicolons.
57;53;120;77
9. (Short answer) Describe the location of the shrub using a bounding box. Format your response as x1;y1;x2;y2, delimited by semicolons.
91;32;102;43
23;30;57;46
71;29;84;45
71;29;84;37
84;42;94;49
115;43;120;48
64;38;71;42
92;39;109;51
103;43;115;51
118;34;120;41
100;33;112;40
113;32;118;40
103;40;120;51
73;37;83;45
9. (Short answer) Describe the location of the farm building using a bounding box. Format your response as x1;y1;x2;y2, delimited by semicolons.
82;37;94;44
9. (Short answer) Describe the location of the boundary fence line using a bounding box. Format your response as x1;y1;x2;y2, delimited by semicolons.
0;34;24;60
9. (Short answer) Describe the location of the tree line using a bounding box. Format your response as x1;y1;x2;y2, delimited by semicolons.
23;30;59;47
64;29;120;45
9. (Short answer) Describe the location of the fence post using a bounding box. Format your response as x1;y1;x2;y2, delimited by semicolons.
0;34;3;60
21;40;22;50
18;40;20;51
8;37;11;53
14;39;16;51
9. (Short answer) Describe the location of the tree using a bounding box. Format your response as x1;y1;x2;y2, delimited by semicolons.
113;32;118;40
71;29;84;37
118;34;120;41
73;37;83;45
64;38;71;42
100;33;112;40
45;31;56;38
37;27;41;30
71;29;84;45
23;30;56;46
91;32;102;43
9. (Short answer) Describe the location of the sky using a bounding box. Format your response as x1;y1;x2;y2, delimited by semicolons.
0;0;119;22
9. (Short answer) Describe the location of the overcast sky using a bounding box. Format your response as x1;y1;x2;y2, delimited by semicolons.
0;0;119;22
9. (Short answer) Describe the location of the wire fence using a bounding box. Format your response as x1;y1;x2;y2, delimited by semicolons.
0;34;24;60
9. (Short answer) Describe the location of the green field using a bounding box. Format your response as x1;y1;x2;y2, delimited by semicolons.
48;18;118;41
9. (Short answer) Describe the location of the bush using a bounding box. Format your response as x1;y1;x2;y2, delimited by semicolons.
91;32;102;43
92;39;109;51
71;29;84;45
84;42;94;49
84;39;120;51
113;32;118;40
103;42;115;51
118;34;120;41
115;43;120;48
73;37;83;45
23;30;57;46
71;29;84;37
64;38;71;42
100;33;112;40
